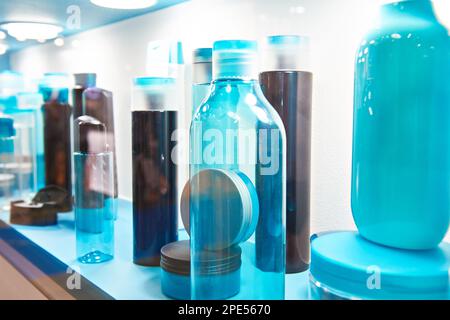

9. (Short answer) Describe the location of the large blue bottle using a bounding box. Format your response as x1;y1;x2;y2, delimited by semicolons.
190;40;286;299
352;0;450;250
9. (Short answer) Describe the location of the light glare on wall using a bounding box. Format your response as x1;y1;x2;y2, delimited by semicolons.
90;0;157;9
1;22;63;41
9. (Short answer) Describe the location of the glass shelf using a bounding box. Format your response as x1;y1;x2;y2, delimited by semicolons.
0;199;310;300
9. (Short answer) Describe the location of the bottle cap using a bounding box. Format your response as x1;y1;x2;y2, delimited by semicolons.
74;115;108;154
0;117;15;138
132;77;178;111
74;73;97;88
213;40;259;80
262;35;311;71
39;73;70;103
180;168;259;250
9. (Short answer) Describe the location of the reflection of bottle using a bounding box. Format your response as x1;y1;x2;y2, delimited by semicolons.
0;117;16;212
260;35;313;274
83;87;118;219
190;40;286;300
74;115;114;264
352;0;450;250
192;48;212;116
73;73;96;120
39;73;72;212
132;77;178;266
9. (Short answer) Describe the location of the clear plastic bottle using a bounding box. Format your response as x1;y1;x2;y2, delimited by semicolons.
352;0;450;249
0;117;16;211
74;116;115;263
190;40;286;300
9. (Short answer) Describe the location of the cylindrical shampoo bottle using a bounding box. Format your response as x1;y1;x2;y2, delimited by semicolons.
352;0;450;249
132;77;178;266
259;35;313;273
39;73;73;211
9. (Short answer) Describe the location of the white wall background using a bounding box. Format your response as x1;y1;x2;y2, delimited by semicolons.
9;0;450;240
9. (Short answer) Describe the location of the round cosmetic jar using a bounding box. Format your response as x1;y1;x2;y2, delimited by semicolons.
310;231;450;300
180;168;259;250
160;240;241;300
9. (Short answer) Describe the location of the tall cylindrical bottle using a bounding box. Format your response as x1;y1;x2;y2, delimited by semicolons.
352;0;450;250
74;115;114;263
132;77;178;266
259;35;313;274
190;40;286;300
39;73;73;212
83;87;118;219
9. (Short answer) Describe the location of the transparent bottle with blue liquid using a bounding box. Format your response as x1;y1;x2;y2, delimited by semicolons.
190;40;286;300
352;0;450;249
0;117;16;211
74;115;115;263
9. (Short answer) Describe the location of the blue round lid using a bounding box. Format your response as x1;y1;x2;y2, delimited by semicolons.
180;169;259;251
310;231;450;300
133;77;175;87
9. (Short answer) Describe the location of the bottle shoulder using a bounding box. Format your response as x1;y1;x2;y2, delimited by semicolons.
192;81;284;130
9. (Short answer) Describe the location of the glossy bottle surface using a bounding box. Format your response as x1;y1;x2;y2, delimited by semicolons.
190;77;286;299
352;0;450;249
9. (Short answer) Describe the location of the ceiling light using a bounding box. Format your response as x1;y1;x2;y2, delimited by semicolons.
0;44;8;55
54;37;64;47
0;31;6;40
90;0;157;9
1;22;63;41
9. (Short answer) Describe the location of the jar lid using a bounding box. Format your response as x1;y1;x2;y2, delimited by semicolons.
160;240;241;276
180;169;259;250
310;231;450;299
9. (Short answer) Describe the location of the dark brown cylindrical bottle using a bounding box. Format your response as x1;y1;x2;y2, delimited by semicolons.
40;74;73;212
259;35;313;273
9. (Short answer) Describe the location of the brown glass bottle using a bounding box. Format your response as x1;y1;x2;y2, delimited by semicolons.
260;70;312;273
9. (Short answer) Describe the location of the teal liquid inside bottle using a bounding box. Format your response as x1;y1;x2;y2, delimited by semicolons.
352;0;450;250
190;40;286;300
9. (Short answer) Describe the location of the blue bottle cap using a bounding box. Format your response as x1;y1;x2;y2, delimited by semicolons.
310;231;450;299
0;117;15;138
213;40;259;80
132;77;178;111
193;48;213;64
181;169;259;250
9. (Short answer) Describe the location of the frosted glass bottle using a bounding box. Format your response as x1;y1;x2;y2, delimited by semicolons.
190;40;286;299
352;0;450;250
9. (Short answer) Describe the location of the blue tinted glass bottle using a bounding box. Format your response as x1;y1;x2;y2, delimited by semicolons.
352;0;450;250
190;40;286;300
